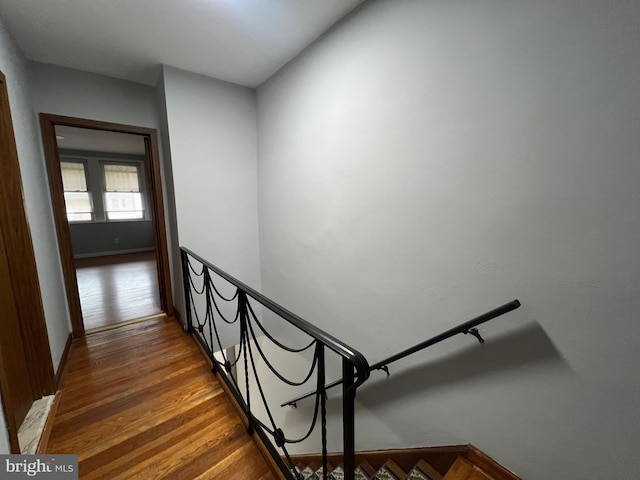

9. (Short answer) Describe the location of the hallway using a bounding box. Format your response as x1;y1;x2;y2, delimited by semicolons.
43;316;275;479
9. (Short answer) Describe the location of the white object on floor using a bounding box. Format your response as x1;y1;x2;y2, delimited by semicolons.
18;395;55;454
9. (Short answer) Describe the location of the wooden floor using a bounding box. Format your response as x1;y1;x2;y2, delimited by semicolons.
75;252;162;330
44;316;276;480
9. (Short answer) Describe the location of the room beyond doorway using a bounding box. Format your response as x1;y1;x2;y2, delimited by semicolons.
76;251;162;331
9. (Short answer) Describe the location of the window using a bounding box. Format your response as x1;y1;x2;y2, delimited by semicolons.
103;163;144;220
61;161;93;222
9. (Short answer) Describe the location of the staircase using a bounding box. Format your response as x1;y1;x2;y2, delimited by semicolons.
294;458;441;480
289;446;520;480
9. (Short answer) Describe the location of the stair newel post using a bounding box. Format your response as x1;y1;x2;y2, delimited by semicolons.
318;344;328;480
180;249;193;333
342;358;356;480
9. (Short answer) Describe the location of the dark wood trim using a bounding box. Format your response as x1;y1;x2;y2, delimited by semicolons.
466;445;522;480
54;334;73;390
40;116;84;338
145;133;174;318
39;114;174;337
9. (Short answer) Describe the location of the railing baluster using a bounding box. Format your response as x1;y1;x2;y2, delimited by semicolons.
239;291;254;434
342;358;356;480
180;249;193;333
318;344;327;480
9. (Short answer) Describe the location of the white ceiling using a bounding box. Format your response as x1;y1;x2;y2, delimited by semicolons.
0;0;364;88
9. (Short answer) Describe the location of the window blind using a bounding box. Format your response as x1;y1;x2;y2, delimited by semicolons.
104;164;140;192
60;162;88;191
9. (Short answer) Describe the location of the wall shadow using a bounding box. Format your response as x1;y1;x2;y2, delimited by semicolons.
356;322;569;408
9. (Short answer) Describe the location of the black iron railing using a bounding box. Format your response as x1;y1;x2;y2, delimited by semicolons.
181;246;521;480
181;247;369;480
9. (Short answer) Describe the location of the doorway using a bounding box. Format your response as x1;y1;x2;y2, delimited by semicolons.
40;115;174;337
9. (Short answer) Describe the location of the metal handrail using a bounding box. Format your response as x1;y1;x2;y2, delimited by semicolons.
181;247;370;387
281;299;521;407
180;247;371;480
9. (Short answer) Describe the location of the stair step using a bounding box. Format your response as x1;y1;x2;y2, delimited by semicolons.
374;460;406;480
294;455;476;480
406;459;443;480
442;457;492;480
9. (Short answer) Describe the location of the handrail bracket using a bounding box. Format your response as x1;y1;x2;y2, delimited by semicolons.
463;327;485;344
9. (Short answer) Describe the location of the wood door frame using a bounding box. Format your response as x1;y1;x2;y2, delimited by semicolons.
40;114;174;338
0;71;56;453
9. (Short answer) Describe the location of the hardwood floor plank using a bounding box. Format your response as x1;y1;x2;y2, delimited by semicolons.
56;361;206;417
75;252;162;330
45;316;276;479
80;396;232;478
50;372;219;444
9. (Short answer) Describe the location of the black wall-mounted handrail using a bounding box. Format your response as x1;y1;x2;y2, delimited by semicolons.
281;299;521;407
181;247;370;387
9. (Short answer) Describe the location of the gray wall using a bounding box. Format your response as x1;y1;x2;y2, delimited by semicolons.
0;20;71;379
161;66;262;295
155;70;184;316
29;62;163;128
69;221;154;257
256;0;640;478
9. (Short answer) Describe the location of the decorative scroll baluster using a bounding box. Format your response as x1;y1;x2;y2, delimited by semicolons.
239;291;254;433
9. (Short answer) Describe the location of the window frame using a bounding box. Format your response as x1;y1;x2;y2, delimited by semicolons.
58;152;150;224
60;159;94;223
101;160;149;222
